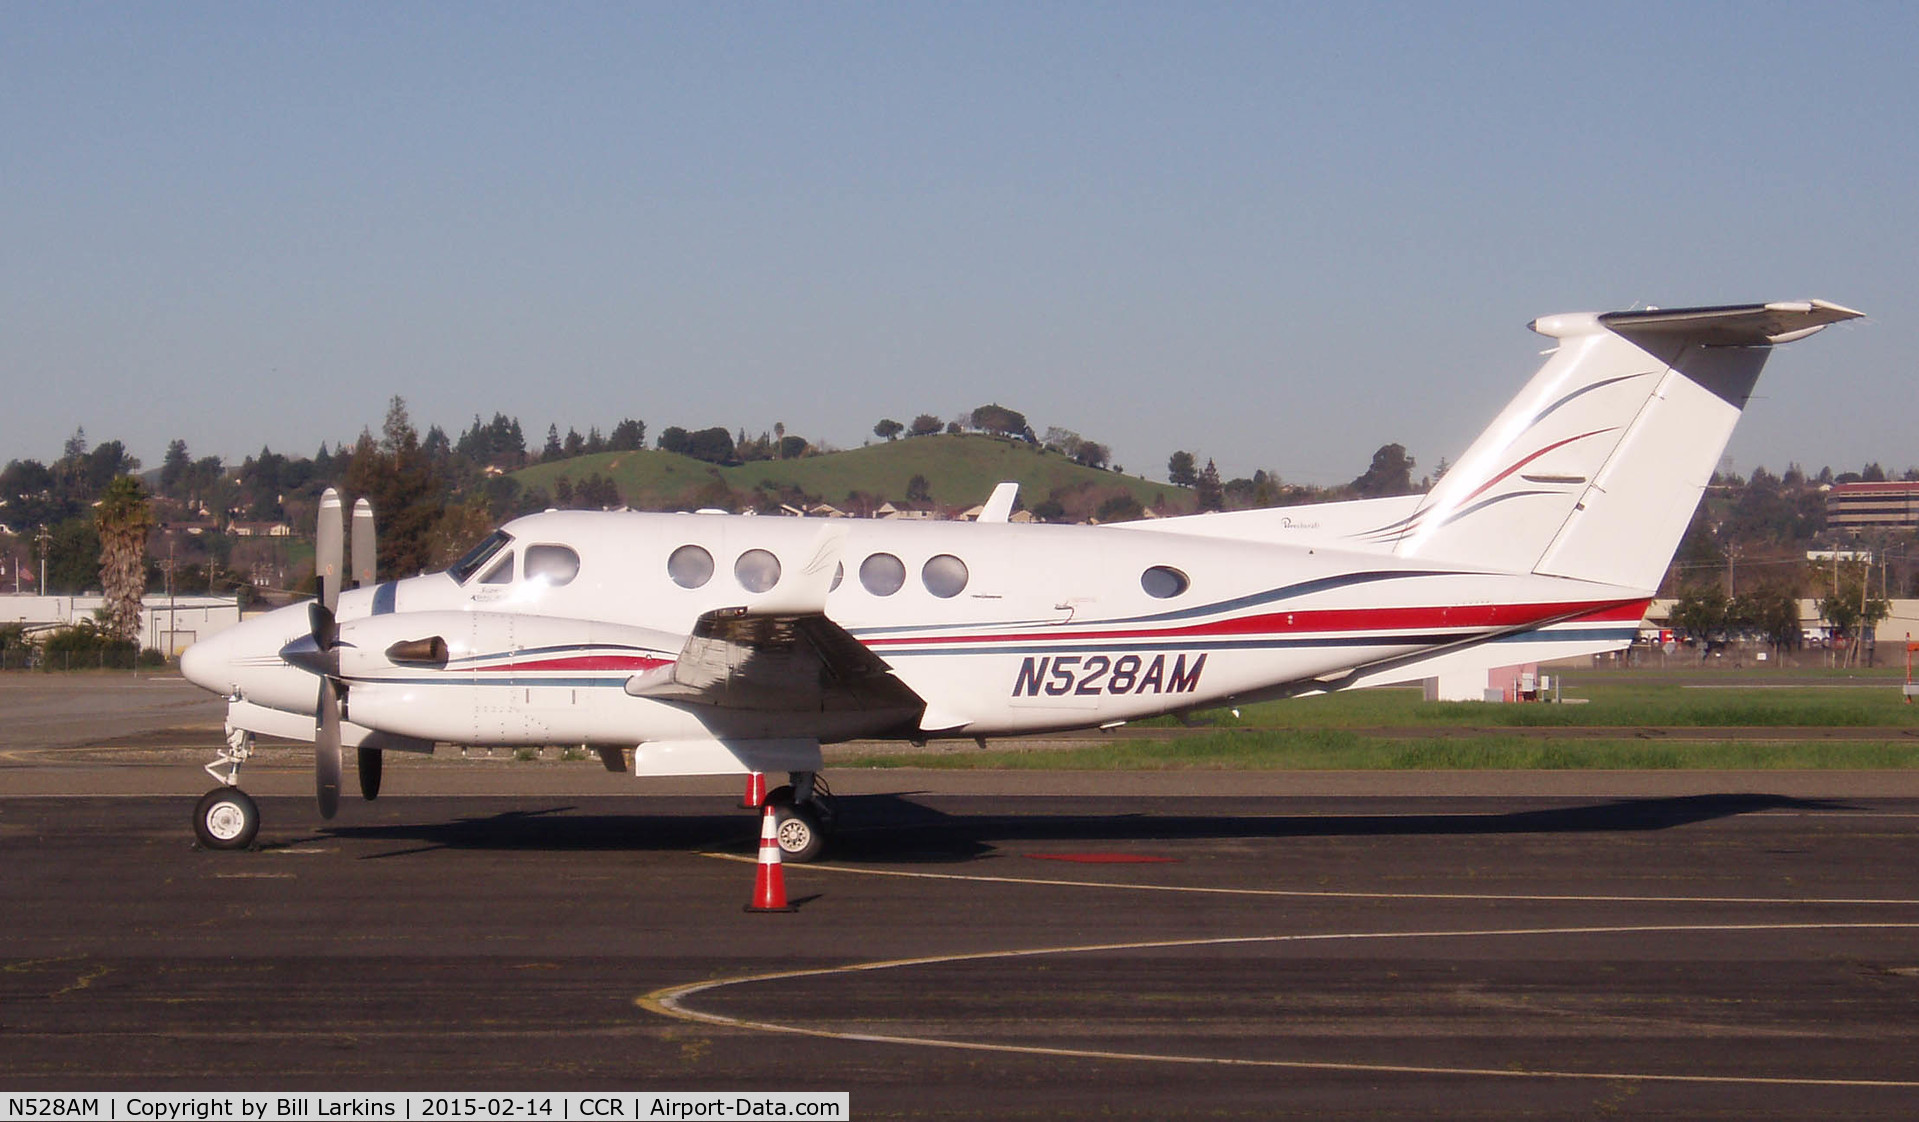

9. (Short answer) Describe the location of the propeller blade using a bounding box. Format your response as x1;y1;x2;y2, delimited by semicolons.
351;498;376;589
358;746;383;801
316;676;342;819
317;488;344;612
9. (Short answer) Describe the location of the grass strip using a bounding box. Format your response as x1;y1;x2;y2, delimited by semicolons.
1150;683;1919;730
842;729;1919;771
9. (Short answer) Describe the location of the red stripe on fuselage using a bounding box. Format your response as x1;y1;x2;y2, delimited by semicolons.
863;597;1649;649
492;655;672;672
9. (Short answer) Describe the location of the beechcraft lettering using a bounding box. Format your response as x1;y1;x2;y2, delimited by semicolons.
177;299;1862;864
1012;654;1206;697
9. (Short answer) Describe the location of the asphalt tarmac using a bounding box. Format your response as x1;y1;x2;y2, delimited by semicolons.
4;676;1919;1119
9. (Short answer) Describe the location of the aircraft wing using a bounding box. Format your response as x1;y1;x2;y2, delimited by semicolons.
624;607;926;714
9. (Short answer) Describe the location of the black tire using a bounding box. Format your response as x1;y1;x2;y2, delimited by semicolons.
358;746;384;801
194;787;259;850
762;786;827;863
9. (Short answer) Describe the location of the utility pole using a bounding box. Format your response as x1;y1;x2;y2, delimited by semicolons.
164;535;177;660
35;525;50;594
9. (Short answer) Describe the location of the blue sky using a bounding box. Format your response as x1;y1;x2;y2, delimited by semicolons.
4;3;1913;486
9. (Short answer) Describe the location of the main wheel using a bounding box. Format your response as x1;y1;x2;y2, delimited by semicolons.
194;787;259;850
358;746;384;801
763;786;827;863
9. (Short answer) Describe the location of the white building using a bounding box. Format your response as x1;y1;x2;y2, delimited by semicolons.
0;593;242;655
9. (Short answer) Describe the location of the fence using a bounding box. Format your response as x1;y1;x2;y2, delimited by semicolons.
0;647;160;671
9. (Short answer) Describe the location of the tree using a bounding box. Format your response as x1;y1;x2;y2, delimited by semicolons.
1095;494;1143;523
1668;585;1728;644
1819;561;1890;650
683;427;736;465
563;427;585;458
542;424;564;460
874;418;904;441
906;474;932;504
45;517;100;593
422;424;451;466
1195;459;1224;512
908;413;943;437
609;418;646;451
344;398;444;578
1737;583;1804;650
658;426;691;455
94;475;152;643
161;440;192;499
1351;443;1417;497
1073;441;1110;470
379;396;413;455
1167;450;1198;488
970;404;1029;439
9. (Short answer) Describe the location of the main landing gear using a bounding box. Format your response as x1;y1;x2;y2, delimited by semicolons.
755;771;836;863
195;725;261;850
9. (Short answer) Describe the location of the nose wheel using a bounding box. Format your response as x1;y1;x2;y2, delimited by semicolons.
197;723;261;850
194;787;260;850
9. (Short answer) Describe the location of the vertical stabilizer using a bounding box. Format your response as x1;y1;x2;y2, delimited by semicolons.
1376;301;1860;590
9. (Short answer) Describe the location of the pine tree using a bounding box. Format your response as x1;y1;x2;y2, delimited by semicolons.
1196;459;1224;512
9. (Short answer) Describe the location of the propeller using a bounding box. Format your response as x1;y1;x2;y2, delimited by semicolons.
350;497;381;802
314;489;346;817
281;488;382;815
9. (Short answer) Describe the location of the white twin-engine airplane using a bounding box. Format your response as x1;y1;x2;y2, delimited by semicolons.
181;300;1861;858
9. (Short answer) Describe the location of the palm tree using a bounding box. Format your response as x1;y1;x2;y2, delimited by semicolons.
95;475;152;644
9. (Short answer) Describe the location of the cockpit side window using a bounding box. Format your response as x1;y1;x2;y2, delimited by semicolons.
477;553;515;585
525;544;581;587
450;529;514;584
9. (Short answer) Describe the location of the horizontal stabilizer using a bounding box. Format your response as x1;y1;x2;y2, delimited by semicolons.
1592;300;1863;347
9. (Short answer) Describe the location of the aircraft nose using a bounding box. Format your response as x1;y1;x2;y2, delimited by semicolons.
179;628;232;694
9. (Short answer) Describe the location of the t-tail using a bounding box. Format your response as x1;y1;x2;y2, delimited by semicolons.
1360;300;1862;590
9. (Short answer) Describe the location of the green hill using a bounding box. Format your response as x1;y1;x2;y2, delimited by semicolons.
509;433;1190;519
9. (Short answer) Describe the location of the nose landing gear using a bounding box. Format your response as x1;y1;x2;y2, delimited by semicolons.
196;723;260;850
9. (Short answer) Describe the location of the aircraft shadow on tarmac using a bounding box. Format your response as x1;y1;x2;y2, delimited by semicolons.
314;792;1847;865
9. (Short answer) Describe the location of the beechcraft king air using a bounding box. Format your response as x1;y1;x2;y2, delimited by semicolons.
181;300;1861;857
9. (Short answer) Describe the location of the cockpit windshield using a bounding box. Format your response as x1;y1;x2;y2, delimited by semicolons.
448;529;514;584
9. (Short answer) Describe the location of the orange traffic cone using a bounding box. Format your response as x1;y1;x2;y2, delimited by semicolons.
745;803;797;913
739;770;767;810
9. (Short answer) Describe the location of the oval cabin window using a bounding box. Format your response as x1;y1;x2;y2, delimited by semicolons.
860;553;906;596
921;554;969;598
1141;565;1189;599
668;544;714;589
735;549;782;593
